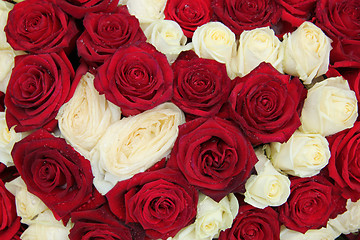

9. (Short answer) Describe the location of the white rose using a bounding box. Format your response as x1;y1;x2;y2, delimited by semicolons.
280;225;341;240
91;102;185;194
0;112;24;166
171;193;239;240
300;76;358;136
0;1;13;50
266;130;330;177
21;210;72;240
127;0;166;26
244;148;290;209
233;26;282;77
192;22;236;78
56;72;121;159
5;177;48;225
144;20;193;63
328;198;360;234
282;21;332;84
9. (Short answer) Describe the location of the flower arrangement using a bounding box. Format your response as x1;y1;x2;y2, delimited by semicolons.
0;0;359;239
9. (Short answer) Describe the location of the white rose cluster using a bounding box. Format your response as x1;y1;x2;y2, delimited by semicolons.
169;193;239;240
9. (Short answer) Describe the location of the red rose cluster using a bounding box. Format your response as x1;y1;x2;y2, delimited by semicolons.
0;0;359;239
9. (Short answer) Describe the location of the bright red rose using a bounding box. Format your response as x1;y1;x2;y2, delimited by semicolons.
55;0;118;19
106;168;198;240
167;117;257;202
69;205;145;240
0;179;21;240
218;201;280;240
164;0;212;38
172;54;231;118
5;52;74;132
94;42;173;116
327;121;360;201
212;0;281;35
77;6;146;63
228;62;307;145
11;129;94;220
315;0;360;64
5;0;78;54
278;176;342;233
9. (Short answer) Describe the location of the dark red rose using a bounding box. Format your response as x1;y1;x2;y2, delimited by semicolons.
5;52;74;132
315;0;360;64
212;0;281;35
0;165;19;184
0;92;4;112
94;42;173;116
167;117;257;201
11;129;93;220
274;0;317;35
55;0;118;19
0;179;21;240
218;201;280;240
228;62;306;145
164;0;212;38
327;121;360;201
278;176;342;233
77;6;146;63
106;168;198;240
172;55;231;118
5;0;78;54
69;205;145;240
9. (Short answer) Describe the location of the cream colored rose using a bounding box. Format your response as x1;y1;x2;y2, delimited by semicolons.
266;130;330;177
127;0;166;26
5;177;48;225
328;198;360;234
280;225;340;240
170;193;239;240
56;72;121;159
244;148;290;209
0;1;13;50
144;20;193;63
300;76;358;136
192;22;236;78
21;210;73;240
232;27;283;77
282;21;332;84
91;102;185;194
0;112;24;166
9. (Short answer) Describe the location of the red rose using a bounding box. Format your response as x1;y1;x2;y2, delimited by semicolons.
228;62;306;145
172;54;231;118
164;0;212;38
55;0;118;19
275;0;317;35
77;6;146;63
94;42;173;116
69;205;145;240
11;129;94;220
315;0;360;64
278;176;341;233
167;117;257;201
5;52;74;132
327;121;360;200
212;0;281;35
106;168;198;240
0;179;21;240
218;201;280;240
5;0;78;54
